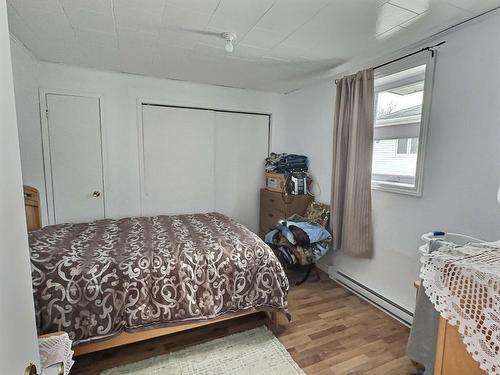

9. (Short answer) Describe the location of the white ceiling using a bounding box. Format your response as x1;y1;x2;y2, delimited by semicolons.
7;0;500;93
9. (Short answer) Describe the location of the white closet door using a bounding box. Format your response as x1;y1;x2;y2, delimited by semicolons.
45;94;104;224
142;105;215;216
215;112;269;232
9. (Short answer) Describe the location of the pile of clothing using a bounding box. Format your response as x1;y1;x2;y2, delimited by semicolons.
264;204;331;266
265;153;308;173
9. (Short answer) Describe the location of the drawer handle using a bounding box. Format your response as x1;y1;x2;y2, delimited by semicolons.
268;213;274;218
269;198;275;203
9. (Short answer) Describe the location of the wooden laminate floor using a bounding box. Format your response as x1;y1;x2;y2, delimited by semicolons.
72;273;418;375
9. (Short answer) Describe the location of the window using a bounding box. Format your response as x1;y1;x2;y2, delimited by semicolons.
396;138;418;155
372;57;433;196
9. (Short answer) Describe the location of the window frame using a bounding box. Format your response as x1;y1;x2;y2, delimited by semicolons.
371;52;435;197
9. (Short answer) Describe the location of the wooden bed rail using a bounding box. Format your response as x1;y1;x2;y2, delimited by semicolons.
74;310;280;356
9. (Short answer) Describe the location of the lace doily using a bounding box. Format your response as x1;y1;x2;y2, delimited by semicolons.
420;240;500;375
38;332;74;375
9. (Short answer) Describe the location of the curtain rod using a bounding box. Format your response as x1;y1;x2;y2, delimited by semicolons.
374;41;445;69
334;41;446;84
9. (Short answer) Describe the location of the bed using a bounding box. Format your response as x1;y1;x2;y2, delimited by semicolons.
24;186;289;355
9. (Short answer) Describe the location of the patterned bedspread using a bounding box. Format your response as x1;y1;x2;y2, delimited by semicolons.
29;213;289;345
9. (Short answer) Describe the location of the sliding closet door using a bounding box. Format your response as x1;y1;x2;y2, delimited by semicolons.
141;105;215;216
215;112;269;232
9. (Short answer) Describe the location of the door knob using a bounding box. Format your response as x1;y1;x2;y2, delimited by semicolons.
92;191;101;197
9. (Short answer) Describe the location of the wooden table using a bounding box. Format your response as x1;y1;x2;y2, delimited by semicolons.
434;317;486;375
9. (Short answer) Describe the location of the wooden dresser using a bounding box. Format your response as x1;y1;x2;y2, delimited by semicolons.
414;280;486;375
434;317;486;375
259;188;313;237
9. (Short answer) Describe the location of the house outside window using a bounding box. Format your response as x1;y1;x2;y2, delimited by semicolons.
371;55;435;196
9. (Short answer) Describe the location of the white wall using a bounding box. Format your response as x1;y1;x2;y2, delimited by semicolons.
11;44;286;223
0;4;40;373
10;40;47;223
283;81;335;205
283;11;500;313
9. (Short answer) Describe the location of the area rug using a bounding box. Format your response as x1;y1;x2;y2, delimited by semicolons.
101;326;304;375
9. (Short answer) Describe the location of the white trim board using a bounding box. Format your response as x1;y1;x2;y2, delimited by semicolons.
328;265;413;327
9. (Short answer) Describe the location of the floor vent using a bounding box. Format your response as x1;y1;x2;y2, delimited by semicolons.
328;267;413;327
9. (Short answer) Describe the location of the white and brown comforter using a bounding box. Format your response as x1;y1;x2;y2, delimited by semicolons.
29;213;289;345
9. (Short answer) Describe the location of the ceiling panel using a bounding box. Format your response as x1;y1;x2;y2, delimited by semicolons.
11;0;64;16
255;0;330;35
445;0;500;12
165;0;220;15
119;52;154;75
118;27;158;50
114;0;166;15
240;27;287;50
399;1;470;33
191;43;227;61
60;0;112;16
389;0;431;14
162;4;213;30
7;0;498;92
207;0;275;36
76;28;118;50
114;0;166;29
65;8;115;33
264;42;305;61
6;3;39;51
156;28;214;49
12;4;70;37
78;47;121;71
231;43;268;60
376;3;418;35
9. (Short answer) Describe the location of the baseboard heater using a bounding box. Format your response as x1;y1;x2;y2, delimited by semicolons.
328;268;413;327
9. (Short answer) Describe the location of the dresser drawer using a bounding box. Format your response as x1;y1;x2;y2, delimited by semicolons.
260;189;287;211
259;206;286;234
259;188;314;239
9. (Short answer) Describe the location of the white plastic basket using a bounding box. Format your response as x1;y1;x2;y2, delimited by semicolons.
419;231;485;254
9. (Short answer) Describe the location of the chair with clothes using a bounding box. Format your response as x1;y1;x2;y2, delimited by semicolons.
264;201;331;285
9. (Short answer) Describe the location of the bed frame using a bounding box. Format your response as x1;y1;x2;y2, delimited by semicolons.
24;185;42;231
23;185;280;356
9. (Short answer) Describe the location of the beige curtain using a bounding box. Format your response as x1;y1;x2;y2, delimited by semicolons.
331;69;374;258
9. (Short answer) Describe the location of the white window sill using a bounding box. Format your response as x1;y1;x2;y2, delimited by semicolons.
371;181;422;197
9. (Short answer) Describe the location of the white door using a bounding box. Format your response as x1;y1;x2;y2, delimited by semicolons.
141;105;216;215
1;2;40;373
45;93;105;224
215;112;269;232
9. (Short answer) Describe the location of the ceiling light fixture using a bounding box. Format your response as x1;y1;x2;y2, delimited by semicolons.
221;32;236;53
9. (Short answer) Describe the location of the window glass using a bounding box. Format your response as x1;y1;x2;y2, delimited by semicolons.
397;138;408;154
376;90;423;124
410;138;418;154
372;63;429;194
373;139;417;186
